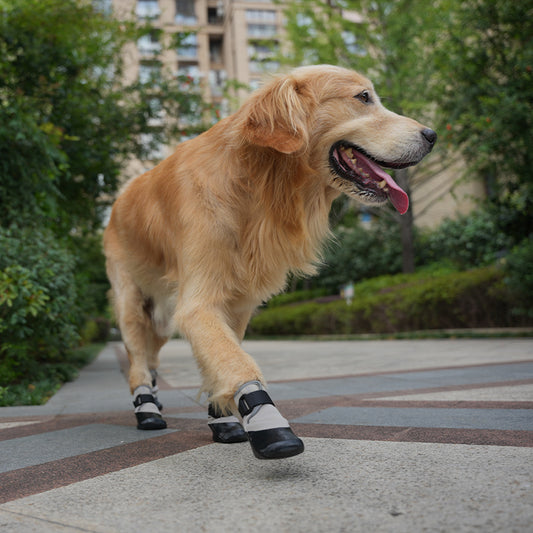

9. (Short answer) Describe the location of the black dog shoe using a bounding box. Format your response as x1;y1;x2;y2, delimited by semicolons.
133;390;167;430
236;383;304;460
247;427;304;459
135;411;167;430
208;403;248;443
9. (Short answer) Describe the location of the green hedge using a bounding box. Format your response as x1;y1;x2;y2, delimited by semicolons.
248;267;527;336
503;237;533;318
0;224;82;385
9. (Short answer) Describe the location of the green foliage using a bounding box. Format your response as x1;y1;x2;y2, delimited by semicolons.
280;0;451;273
315;218;404;291
433;1;533;219
280;0;442;117
418;208;513;269
0;344;102;406
248;267;526;336
282;0;533;252
0;0;217;232
0;225;81;384
504;238;533;318
0;0;218;400
72;232;110;317
266;288;329;308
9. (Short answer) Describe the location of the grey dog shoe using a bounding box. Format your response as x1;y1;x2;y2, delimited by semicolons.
133;385;167;430
235;381;304;459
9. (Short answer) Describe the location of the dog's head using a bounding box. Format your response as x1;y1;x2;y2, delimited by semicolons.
241;65;436;214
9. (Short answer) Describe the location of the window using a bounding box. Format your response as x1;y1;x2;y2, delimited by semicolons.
139;62;161;84
209;69;226;97
137;33;161;56
147;98;164;127
177;33;198;58
175;0;197;25
247;24;277;38
296;13;313;27
249;60;279;74
248;43;278;74
136;0;160;20
209;39;223;64
94;0;112;15
245;10;276;23
177;64;201;81
248;43;274;60
207;7;223;25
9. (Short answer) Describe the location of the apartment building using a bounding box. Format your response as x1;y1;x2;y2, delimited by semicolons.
113;0;284;104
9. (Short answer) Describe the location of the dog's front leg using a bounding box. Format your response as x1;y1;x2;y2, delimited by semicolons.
176;305;304;459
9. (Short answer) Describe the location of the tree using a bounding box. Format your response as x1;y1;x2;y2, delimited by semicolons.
432;0;533;242
280;0;451;273
0;0;216;233
0;0;217;391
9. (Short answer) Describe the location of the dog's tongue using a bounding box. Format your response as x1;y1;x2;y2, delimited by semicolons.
347;149;409;214
357;152;409;215
376;167;410;215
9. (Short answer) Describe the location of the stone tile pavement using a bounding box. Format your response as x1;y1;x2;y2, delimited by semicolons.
0;338;532;532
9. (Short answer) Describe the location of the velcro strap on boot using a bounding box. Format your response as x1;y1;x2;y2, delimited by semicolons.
238;390;274;417
133;394;156;408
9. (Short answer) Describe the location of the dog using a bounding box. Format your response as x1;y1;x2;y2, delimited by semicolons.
103;65;436;459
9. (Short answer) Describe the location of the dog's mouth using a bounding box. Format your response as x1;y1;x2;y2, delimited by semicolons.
329;141;410;214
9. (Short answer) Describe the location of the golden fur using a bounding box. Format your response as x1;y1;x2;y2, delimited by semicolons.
104;65;435;413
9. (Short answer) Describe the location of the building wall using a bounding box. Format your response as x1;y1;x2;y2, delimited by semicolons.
412;159;486;229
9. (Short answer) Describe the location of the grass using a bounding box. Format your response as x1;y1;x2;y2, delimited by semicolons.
0;343;104;407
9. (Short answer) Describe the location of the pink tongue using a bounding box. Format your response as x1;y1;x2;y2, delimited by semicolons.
345;150;410;215
375;166;410;215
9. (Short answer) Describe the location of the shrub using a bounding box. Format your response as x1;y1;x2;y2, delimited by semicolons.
0;344;101;406
504;237;533;318
418;208;513;269
248;267;527;336
0;224;81;384
315;217;404;292
80;317;111;344
266;288;329;308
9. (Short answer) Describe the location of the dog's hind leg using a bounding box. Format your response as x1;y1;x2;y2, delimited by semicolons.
113;279;169;430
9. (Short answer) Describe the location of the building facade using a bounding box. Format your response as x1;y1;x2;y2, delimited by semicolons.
114;0;284;104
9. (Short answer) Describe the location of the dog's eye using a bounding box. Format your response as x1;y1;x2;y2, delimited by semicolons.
354;91;371;104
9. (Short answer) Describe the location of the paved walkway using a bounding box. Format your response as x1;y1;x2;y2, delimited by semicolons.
0;338;532;532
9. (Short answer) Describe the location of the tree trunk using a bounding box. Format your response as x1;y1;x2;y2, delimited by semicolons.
395;168;415;273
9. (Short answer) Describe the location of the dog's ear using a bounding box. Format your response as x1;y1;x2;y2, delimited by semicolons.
242;76;313;154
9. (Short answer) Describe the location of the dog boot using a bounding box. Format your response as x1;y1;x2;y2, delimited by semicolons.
235;381;304;459
150;369;163;411
208;403;248;443
133;385;167;430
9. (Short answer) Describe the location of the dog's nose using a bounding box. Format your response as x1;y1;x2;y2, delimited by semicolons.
421;128;437;146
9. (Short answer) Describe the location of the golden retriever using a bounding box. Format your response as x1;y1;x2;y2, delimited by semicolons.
104;65;436;459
